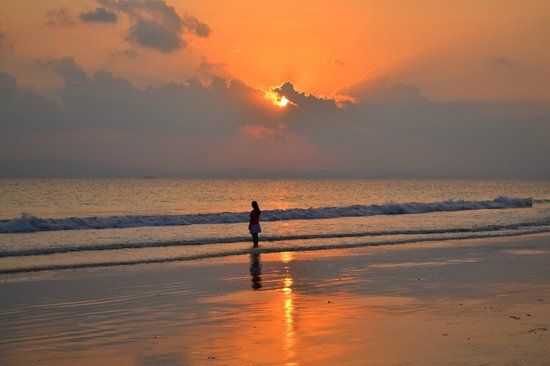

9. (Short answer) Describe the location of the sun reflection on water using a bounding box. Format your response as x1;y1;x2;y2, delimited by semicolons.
282;251;294;264
281;252;296;365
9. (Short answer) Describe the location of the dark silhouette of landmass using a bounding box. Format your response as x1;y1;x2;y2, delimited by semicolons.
0;157;345;179
2;157;547;179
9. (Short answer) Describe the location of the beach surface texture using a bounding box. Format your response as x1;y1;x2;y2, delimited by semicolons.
1;233;549;365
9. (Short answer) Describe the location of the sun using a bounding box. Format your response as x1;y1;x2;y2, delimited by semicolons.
279;96;289;107
264;90;291;108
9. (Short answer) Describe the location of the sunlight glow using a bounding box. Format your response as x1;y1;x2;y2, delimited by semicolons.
264;90;291;108
280;96;289;107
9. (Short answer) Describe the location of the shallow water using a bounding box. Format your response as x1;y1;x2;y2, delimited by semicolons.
1;179;549;220
0;179;549;274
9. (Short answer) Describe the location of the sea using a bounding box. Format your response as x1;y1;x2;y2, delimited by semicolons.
0;179;549;276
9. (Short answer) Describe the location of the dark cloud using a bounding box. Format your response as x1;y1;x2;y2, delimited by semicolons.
45;7;75;27
265;76;550;177
0;72;17;99
4;57;272;136
331;76;550;177
80;7;118;23
126;16;182;52
196;57;227;79
1;59;549;178
36;57;89;83
182;15;210;37
97;0;210;52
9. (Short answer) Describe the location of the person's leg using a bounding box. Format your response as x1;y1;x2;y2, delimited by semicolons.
252;233;259;247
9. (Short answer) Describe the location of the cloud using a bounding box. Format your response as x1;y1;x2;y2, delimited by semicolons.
269;82;348;139
97;0;210;52
45;7;75;27
330;76;550;177
0;72;17;99
36;56;89;83
196;57;228;79
182;15;210;37
5;57;274;136
1;58;549;178
80;7;118;23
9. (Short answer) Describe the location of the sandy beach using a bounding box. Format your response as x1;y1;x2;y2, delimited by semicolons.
1;233;549;365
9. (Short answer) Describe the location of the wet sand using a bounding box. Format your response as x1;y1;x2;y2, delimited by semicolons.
1;234;549;365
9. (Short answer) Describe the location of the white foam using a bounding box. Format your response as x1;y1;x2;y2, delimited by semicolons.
0;196;533;233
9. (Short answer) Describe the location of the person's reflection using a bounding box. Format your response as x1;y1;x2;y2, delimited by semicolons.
249;250;262;290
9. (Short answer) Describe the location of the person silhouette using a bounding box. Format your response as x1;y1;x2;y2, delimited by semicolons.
249;250;262;290
249;201;261;248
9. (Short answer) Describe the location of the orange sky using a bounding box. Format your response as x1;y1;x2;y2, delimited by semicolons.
1;0;549;100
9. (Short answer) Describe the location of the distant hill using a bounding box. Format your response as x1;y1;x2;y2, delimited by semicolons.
182;169;345;179
0;158;159;178
0;158;345;179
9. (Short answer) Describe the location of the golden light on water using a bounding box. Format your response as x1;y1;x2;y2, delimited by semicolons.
283;276;293;296
281;251;294;264
281;251;296;364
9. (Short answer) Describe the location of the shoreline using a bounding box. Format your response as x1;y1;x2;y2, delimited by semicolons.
1;233;549;365
2;229;550;276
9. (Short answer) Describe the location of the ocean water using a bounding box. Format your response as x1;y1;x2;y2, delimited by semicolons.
0;179;549;276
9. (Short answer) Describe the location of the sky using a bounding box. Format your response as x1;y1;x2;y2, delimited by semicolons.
0;0;549;178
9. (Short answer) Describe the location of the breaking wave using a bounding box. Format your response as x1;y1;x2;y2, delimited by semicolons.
0;196;533;234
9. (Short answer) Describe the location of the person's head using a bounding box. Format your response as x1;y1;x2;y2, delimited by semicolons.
251;201;260;212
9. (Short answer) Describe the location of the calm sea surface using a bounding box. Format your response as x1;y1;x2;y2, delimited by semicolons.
0;179;549;276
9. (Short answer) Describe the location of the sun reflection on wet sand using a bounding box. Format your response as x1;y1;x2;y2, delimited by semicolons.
281;252;296;365
281;251;294;264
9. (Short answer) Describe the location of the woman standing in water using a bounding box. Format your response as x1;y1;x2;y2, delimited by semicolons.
249;201;261;248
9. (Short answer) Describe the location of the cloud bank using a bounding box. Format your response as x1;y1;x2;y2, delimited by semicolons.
97;0;210;52
1;58;549;178
80;7;118;23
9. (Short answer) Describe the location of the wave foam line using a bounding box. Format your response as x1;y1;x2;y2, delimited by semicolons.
0;196;533;234
1;226;549;275
1;220;548;258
